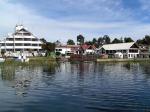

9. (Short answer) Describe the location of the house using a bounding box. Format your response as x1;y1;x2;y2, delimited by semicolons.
78;44;96;55
55;45;80;56
138;45;150;58
0;25;43;57
98;42;140;59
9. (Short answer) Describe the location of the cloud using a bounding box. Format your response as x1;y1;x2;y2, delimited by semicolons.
0;0;150;43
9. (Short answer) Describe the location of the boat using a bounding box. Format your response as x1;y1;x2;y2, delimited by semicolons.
14;55;29;62
0;57;5;62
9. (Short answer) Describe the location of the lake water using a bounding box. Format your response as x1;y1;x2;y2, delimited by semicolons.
0;62;150;112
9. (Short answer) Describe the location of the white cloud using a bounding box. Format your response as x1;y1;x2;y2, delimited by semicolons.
0;0;149;43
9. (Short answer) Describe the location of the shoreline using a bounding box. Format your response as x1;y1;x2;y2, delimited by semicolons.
97;58;150;62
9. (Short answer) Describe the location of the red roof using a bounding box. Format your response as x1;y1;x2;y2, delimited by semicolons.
80;44;96;50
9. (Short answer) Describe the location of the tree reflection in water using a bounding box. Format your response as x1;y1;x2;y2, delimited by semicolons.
0;62;58;96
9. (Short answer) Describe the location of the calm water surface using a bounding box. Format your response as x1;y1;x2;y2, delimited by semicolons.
0;62;150;112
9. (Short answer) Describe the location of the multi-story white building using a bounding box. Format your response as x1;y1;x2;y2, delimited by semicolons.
0;25;43;56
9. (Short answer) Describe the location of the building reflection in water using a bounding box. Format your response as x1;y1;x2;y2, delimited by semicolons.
0;63;58;96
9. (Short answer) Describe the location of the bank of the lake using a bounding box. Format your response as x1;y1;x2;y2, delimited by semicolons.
97;58;150;62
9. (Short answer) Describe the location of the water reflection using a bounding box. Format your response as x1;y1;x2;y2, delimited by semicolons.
0;62;150;111
0;62;58;96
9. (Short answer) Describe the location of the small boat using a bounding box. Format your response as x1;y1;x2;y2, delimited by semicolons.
0;57;5;62
14;55;29;62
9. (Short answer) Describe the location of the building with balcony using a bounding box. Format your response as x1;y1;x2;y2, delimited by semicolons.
98;42;140;59
0;25;43;56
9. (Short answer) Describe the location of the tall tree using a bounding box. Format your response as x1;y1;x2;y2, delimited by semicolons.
144;35;150;45
40;38;47;43
136;35;150;45
67;39;75;45
112;38;122;44
124;37;134;43
85;41;93;45
42;42;55;52
55;40;61;46
77;35;85;45
92;38;97;44
98;37;104;45
103;35;111;44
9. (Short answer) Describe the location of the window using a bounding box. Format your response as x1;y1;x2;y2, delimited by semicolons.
6;43;13;46
15;43;23;46
129;49;138;53
123;50;126;53
23;33;31;36
24;44;31;46
15;49;22;51
32;44;38;46
6;38;14;41
15;33;22;36
32;38;38;41
24;38;31;41
59;49;62;51
15;38;23;41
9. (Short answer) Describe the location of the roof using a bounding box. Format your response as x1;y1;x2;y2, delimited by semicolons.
81;44;96;50
101;42;137;50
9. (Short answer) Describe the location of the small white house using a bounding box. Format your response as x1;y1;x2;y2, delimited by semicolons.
55;46;71;55
55;45;80;55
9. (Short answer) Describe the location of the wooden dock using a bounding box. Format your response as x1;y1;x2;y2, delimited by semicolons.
70;54;97;61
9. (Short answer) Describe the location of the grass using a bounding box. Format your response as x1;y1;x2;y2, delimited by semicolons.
0;56;57;67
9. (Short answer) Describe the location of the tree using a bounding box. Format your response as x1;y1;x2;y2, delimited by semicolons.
55;40;61;46
112;38;122;44
42;42;55;52
92;38;97;44
103;35;111;44
67;39;75;45
1;49;5;58
77;35;85;45
40;38;47;43
85;41;93;45
144;35;150;45
136;35;150;45
98;37;104;45
124;37;134;43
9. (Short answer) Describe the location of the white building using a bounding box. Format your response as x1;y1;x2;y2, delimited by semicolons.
98;42;140;59
0;25;43;57
55;45;79;55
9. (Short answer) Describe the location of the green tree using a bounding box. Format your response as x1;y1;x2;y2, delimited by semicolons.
103;35;111;44
144;35;150;45
42;41;56;57
40;38;47;43
136;35;150;45
112;38;122;44
85;41;93;45
67;39;75;45
92;38;97;44
98;37;104;45
77;35;85;45
124;37;134;43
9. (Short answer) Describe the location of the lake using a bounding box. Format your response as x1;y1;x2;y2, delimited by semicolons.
0;62;150;112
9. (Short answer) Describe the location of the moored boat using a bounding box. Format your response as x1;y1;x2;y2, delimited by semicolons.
0;57;5;62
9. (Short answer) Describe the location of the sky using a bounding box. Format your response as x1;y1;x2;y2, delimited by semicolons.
0;0;150;43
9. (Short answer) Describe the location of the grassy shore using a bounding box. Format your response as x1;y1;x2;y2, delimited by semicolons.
97;58;150;63
1;57;56;66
